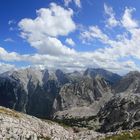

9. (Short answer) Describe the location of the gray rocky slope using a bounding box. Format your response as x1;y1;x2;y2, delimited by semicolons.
114;71;140;93
84;68;122;85
98;92;140;132
1;105;140;140
98;71;140;132
0;68;115;121
2;68;140;134
0;106;105;140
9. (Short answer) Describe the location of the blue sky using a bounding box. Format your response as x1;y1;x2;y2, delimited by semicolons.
0;0;140;74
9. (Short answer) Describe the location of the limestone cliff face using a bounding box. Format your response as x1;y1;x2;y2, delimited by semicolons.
98;92;140;132
84;68;121;85
114;71;140;93
53;76;112;121
95;71;140;132
0;68;59;118
0;68;113;120
2;68;140;134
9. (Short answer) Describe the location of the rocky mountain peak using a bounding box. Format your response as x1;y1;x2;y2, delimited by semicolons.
114;71;140;93
55;69;70;85
84;68;122;85
126;71;140;76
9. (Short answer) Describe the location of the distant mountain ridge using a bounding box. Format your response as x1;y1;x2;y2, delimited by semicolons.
0;68;115;119
84;68;122;85
114;71;140;93
1;68;140;133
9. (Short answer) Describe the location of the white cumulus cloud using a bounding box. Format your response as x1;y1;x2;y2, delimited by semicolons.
104;3;119;27
64;0;81;8
121;7;138;29
0;63;16;73
19;3;76;37
19;3;76;56
0;3;139;74
65;38;75;46
80;26;109;44
4;38;15;42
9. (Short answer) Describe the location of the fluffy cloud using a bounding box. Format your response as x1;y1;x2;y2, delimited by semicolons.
19;3;76;37
0;44;138;74
74;0;81;7
1;3;140;74
28;36;76;55
64;0;81;8
80;26;109;44
8;20;17;31
65;38;75;46
0;62;16;73
8;20;16;25
19;3;76;56
4;38;14;42
104;4;138;30
0;47;22;61
80;7;140;73
104;3;119;27
121;7;138;29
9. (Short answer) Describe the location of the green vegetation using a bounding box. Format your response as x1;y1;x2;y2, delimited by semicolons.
0;107;21;118
58;122;71;129
54;115;98;129
41;118;54;124
103;130;140;140
37;135;51;140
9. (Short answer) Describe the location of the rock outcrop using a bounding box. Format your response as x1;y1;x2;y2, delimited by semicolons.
0;106;106;140
0;68;113;121
96;71;140;132
98;92;140;132
0;68;59;118
84;68;122;85
1;68;140;135
114;71;140;93
0;106;75;140
53;76;112;127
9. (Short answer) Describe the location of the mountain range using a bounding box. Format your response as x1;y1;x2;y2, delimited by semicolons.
1;68;140;139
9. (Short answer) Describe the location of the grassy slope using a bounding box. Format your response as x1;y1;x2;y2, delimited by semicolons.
103;130;140;140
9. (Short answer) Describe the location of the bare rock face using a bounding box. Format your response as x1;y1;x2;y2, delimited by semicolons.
95;71;140;133
0;68;113;121
2;68;140;134
1;106;140;140
114;71;140;93
0;68;61;118
98;92;140;132
0;106;106;140
53;76;112;128
84;68;121;85
0;106;75;140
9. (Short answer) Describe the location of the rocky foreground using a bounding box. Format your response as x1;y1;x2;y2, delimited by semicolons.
1;68;140;139
1;106;140;140
0;68;115;123
0;106;106;140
